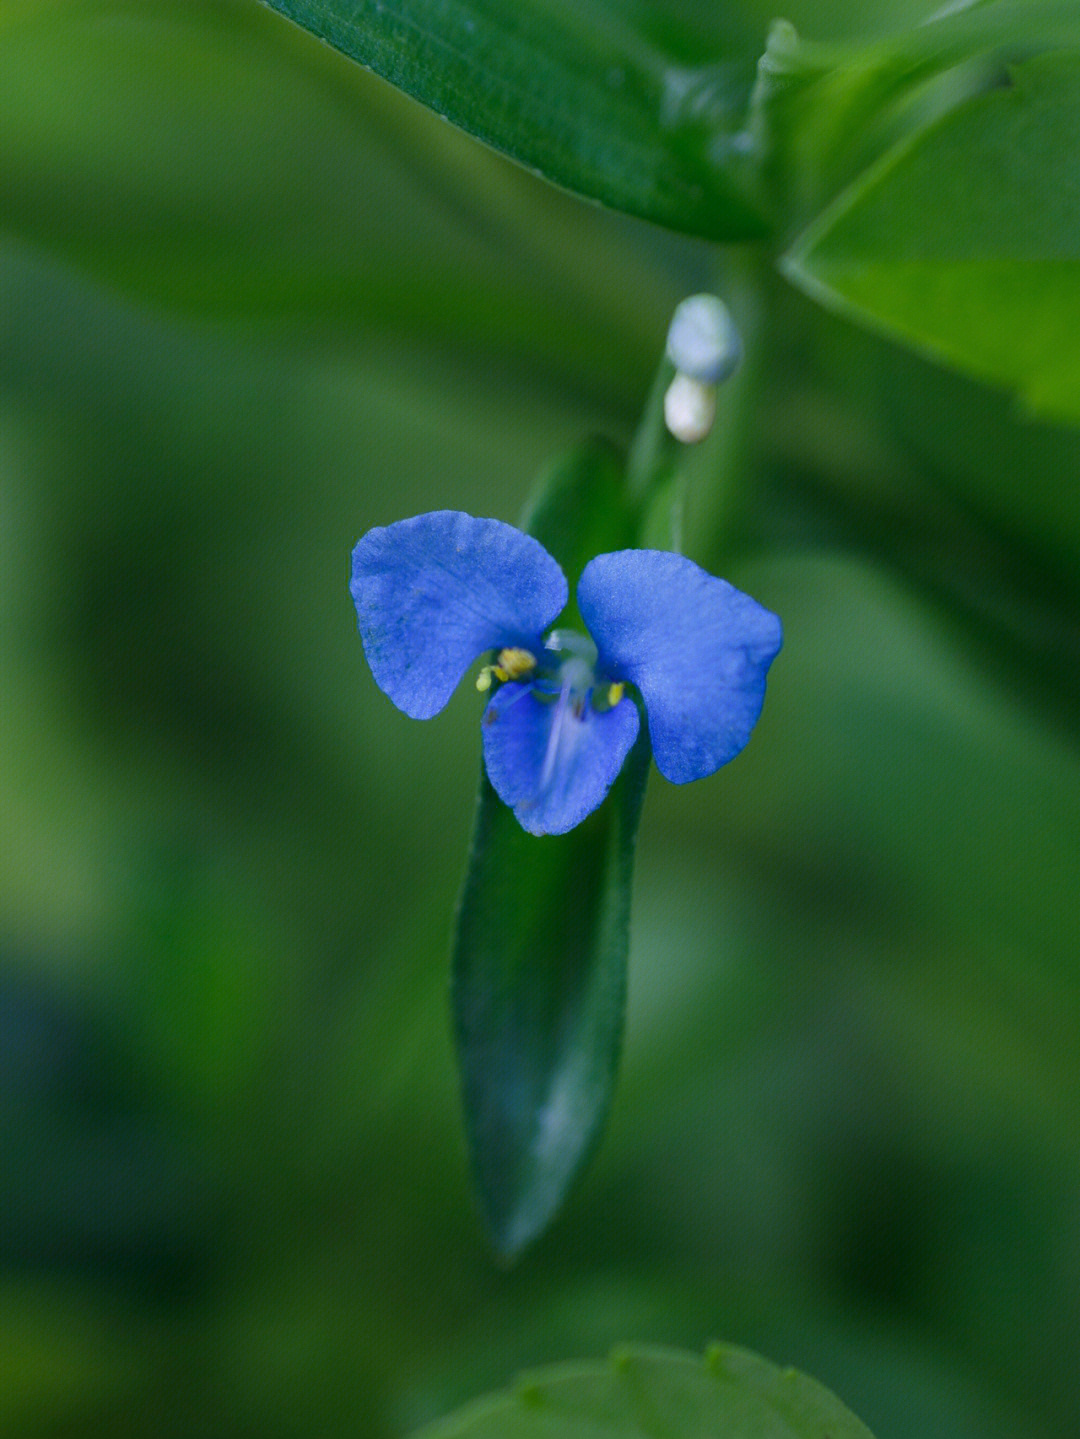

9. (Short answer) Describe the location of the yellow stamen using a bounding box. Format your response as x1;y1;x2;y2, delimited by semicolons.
476;647;536;693
607;682;625;706
496;647;536;680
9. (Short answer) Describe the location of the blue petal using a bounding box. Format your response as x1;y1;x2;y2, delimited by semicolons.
350;511;568;719
578;550;782;784
481;682;640;835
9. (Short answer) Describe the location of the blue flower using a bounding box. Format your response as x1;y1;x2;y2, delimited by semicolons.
350;510;782;835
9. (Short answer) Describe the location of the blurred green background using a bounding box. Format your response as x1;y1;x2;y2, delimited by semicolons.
2;2;1079;1437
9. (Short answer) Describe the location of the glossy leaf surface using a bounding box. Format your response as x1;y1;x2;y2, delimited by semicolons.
784;53;1080;422
261;0;768;239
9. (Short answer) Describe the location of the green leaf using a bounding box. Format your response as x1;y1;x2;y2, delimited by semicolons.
411;1343;878;1438
782;52;1080;423
260;0;768;240
0;1282;136;1434
519;438;639;625
452;749;649;1258
452;439;648;1257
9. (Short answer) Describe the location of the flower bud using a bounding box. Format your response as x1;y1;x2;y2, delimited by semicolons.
663;372;717;444
665;294;742;384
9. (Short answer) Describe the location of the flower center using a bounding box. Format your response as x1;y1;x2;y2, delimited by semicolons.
476;631;624;711
542;630;623;713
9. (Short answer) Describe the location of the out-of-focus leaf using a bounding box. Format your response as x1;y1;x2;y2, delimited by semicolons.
518;439;639;628
0;0;681;379
411;1344;877;1438
0;0;499;321
0;1282;139;1435
782;52;1080;422
452;440;647;1257
892;0;1080;57
0;0;422;311
261;0;769;240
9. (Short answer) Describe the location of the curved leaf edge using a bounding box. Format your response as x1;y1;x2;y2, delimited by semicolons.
411;1342;878;1438
259;0;769;241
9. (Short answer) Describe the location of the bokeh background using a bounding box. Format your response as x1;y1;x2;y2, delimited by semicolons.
2;2;1079;1436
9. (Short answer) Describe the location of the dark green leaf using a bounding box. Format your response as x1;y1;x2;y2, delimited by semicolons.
452;745;649;1258
519;438;639;622
260;0;769;240
782;52;1080;422
411;1343;878;1438
452;439;648;1257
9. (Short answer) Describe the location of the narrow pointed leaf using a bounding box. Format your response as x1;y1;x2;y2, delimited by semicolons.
453;738;648;1256
411;1343;878;1439
452;438;647;1256
261;0;768;240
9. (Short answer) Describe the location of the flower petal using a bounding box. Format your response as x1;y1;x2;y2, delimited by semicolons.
350;511;568;719
578;550;782;784
481;683;640;835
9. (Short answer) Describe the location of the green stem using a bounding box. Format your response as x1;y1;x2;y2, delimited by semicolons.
624;251;771;563
624;355;677;507
686;250;770;570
